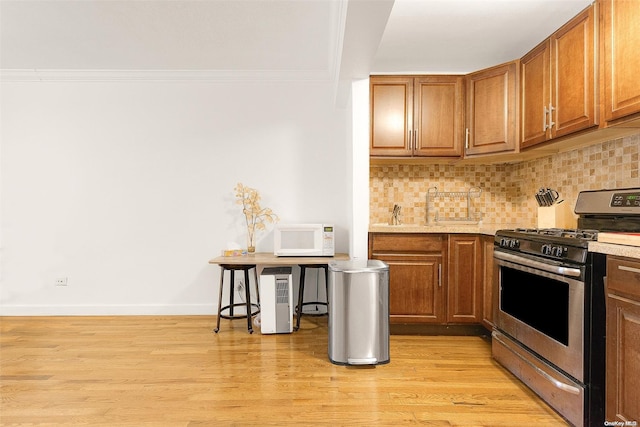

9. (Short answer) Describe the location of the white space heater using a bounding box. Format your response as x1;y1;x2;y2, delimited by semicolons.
259;267;293;334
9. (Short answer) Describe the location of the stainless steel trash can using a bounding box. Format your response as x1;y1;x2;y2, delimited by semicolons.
328;259;389;365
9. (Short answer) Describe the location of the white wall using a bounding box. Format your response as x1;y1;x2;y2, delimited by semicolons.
0;78;351;315
350;79;370;261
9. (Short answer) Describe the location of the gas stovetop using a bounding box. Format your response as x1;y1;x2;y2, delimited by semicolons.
506;228;599;241
495;188;640;264
495;228;595;264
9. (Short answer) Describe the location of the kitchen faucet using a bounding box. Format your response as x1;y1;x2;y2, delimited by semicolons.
390;204;401;225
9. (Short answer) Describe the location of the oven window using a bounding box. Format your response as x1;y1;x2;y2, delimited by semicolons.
500;267;569;345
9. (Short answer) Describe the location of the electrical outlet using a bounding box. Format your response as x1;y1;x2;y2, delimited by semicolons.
55;277;68;287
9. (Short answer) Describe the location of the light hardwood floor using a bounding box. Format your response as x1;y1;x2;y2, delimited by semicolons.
0;316;568;426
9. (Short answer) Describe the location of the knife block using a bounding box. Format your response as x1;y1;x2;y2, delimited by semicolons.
537;203;576;229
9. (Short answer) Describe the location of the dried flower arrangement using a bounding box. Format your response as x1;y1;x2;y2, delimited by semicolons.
234;183;279;253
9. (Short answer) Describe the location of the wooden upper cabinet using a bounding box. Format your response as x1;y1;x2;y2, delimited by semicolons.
521;5;597;149
370;75;463;158
465;61;518;156
553;7;598;136
602;0;640;124
521;41;551;147
413;76;464;157
370;76;413;156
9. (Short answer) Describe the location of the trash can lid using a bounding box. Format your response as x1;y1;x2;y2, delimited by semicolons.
328;259;388;273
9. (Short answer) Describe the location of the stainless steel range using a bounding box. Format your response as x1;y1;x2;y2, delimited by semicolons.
492;187;640;427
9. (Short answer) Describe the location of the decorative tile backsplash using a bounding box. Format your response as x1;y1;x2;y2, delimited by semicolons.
370;132;640;228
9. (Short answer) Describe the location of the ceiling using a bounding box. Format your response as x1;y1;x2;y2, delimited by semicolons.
373;0;593;74
0;0;593;81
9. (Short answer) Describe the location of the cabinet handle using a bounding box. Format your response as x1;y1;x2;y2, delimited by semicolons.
619;265;640;274
548;103;555;129
438;264;442;287
414;129;418;151
543;105;549;131
465;128;470;150
408;129;413;151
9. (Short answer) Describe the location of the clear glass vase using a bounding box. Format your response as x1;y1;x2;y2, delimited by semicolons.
247;229;256;253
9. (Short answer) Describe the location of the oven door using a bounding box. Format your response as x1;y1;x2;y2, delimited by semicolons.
493;250;585;383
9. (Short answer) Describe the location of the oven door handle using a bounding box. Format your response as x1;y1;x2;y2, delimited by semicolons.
494;251;581;278
492;332;581;395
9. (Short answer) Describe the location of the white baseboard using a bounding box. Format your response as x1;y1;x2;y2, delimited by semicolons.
0;304;215;316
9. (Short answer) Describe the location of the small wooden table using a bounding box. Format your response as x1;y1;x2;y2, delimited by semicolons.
209;253;350;332
208;252;350;266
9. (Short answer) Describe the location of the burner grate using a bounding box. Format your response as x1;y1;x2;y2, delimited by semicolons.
561;229;599;240
511;228;599;241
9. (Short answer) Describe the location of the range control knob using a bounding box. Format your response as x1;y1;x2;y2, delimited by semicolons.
552;246;568;258
500;238;519;249
542;244;568;258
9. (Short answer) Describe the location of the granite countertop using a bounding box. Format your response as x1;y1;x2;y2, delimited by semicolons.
368;222;519;236
588;242;640;260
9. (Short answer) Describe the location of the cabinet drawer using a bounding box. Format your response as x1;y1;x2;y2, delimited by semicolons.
607;256;640;299
370;233;444;253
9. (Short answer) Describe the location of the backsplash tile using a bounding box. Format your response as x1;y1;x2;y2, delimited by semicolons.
370;132;640;228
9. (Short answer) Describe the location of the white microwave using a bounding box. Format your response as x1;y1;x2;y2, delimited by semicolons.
273;224;335;257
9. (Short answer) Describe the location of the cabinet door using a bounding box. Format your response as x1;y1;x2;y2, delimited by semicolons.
551;5;597;139
481;236;495;330
521;41;551;148
606;295;640;423
369;233;446;324
370;76;413;157
465;62;518;156
447;235;481;323
521;5;597;149
602;0;640;123
379;254;444;324
606;256;640;423
414;76;463;157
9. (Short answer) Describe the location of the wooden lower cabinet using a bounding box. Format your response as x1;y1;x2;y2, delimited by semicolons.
369;233;445;323
380;253;444;323
606;255;640;423
447;235;482;323
481;235;495;330
369;233;487;325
